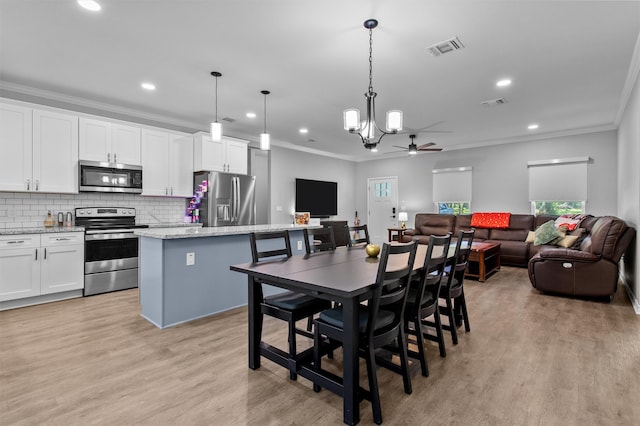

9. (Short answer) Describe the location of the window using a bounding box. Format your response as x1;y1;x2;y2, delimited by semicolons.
528;157;588;215
438;202;470;215
432;167;472;215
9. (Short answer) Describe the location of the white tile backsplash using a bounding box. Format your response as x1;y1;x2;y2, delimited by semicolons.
0;192;188;229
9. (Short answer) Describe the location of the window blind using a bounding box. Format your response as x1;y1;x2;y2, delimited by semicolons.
528;158;588;201
432;167;472;203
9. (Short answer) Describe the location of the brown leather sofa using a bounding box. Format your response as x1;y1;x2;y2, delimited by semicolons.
401;213;635;299
528;216;635;298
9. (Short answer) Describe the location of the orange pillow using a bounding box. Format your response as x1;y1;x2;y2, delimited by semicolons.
470;212;511;229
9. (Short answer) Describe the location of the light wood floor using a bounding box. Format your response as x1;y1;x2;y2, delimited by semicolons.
1;267;639;425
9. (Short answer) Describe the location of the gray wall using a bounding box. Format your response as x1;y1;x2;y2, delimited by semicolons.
269;146;356;224
617;63;639;312
354;130;618;229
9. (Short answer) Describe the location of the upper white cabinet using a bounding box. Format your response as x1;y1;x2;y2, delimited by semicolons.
141;128;193;197
79;117;141;165
193;132;248;175
0;102;78;193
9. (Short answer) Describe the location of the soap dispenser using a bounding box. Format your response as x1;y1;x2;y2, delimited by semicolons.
44;210;55;228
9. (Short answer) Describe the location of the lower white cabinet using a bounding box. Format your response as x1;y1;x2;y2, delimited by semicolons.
0;233;84;302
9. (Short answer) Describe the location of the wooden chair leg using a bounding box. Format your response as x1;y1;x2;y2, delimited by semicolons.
413;316;429;377
459;291;471;332
445;298;458;345
397;332;413;393
432;310;447;357
365;348;382;425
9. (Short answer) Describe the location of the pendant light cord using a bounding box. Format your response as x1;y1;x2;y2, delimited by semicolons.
263;93;267;133
368;27;374;93
214;75;219;122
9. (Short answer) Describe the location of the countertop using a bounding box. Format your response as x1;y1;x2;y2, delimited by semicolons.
0;227;85;236
134;224;322;240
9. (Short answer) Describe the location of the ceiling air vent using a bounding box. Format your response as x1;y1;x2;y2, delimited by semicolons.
480;98;507;107
426;37;465;57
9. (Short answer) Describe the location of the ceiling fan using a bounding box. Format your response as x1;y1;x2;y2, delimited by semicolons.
389;134;443;155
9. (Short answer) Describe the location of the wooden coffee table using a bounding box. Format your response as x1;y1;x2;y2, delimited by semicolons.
465;242;501;282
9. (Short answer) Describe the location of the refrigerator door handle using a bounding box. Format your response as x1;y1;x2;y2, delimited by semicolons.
234;176;240;222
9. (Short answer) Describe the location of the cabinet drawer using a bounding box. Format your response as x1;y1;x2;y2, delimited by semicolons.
41;232;84;246
0;234;40;250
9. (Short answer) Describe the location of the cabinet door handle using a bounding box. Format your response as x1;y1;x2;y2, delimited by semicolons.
7;240;25;244
43;248;47;260
170;187;173;195
108;153;111;162
114;153;117;163
55;237;71;241
26;179;30;190
35;180;39;191
35;248;38;261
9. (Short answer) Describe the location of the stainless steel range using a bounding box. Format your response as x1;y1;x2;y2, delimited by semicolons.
75;207;149;296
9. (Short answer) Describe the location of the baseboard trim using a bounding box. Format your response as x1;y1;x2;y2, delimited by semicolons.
623;284;640;314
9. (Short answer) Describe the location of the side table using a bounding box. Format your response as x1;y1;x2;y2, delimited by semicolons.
387;227;406;243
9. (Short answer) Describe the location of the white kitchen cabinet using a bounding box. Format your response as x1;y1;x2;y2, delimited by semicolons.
0;102;78;193
193;132;248;175
0;103;32;192
0;232;83;302
79;117;141;165
39;233;84;295
141;128;193;197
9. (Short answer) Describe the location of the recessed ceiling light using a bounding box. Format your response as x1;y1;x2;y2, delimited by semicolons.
528;124;539;130
77;0;101;11
299;128;308;134
246;112;256;118
141;82;156;91
496;79;512;87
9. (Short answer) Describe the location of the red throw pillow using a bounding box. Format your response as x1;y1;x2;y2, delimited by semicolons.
470;212;511;228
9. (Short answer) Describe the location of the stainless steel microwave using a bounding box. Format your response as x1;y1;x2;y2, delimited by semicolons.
79;160;143;193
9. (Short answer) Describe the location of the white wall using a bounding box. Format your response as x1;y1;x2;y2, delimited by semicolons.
355;130;618;229
617;60;640;312
269;146;356;224
0;192;186;229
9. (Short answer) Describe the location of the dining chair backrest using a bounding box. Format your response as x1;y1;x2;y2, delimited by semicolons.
445;230;475;288
415;233;452;307
367;241;418;346
303;227;336;254
345;224;370;247
249;230;293;263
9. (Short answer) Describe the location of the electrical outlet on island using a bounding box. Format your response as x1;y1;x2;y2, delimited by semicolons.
297;241;303;251
186;252;195;266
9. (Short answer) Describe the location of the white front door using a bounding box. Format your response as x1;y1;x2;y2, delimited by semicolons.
367;177;398;244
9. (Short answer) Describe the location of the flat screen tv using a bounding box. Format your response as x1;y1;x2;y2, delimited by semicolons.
295;178;338;218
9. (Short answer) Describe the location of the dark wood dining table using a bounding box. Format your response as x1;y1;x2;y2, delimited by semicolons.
230;243;433;425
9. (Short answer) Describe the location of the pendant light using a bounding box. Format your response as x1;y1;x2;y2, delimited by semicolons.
260;90;270;150
210;71;223;142
344;19;403;151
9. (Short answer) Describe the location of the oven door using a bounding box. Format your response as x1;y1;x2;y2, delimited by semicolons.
84;231;139;274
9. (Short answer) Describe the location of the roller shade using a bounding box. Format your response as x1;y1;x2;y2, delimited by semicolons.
432;167;472;203
528;158;588;201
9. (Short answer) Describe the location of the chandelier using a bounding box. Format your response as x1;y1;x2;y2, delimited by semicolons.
343;19;402;151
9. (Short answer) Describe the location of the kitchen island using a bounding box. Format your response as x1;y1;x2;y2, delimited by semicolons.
134;224;320;329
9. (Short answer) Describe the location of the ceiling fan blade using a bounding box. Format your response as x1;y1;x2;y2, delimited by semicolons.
417;142;435;149
418;147;443;152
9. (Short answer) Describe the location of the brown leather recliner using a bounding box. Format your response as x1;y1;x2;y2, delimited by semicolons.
528;216;635;299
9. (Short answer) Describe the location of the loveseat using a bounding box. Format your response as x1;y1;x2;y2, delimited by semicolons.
401;212;635;298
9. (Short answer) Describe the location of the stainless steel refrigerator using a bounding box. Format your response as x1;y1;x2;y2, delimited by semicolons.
194;171;256;226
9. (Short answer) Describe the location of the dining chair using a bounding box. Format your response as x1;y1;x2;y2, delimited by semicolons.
250;230;331;380
403;233;451;377
313;241;418;425
437;229;474;345
345;224;370;247
303;226;336;254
